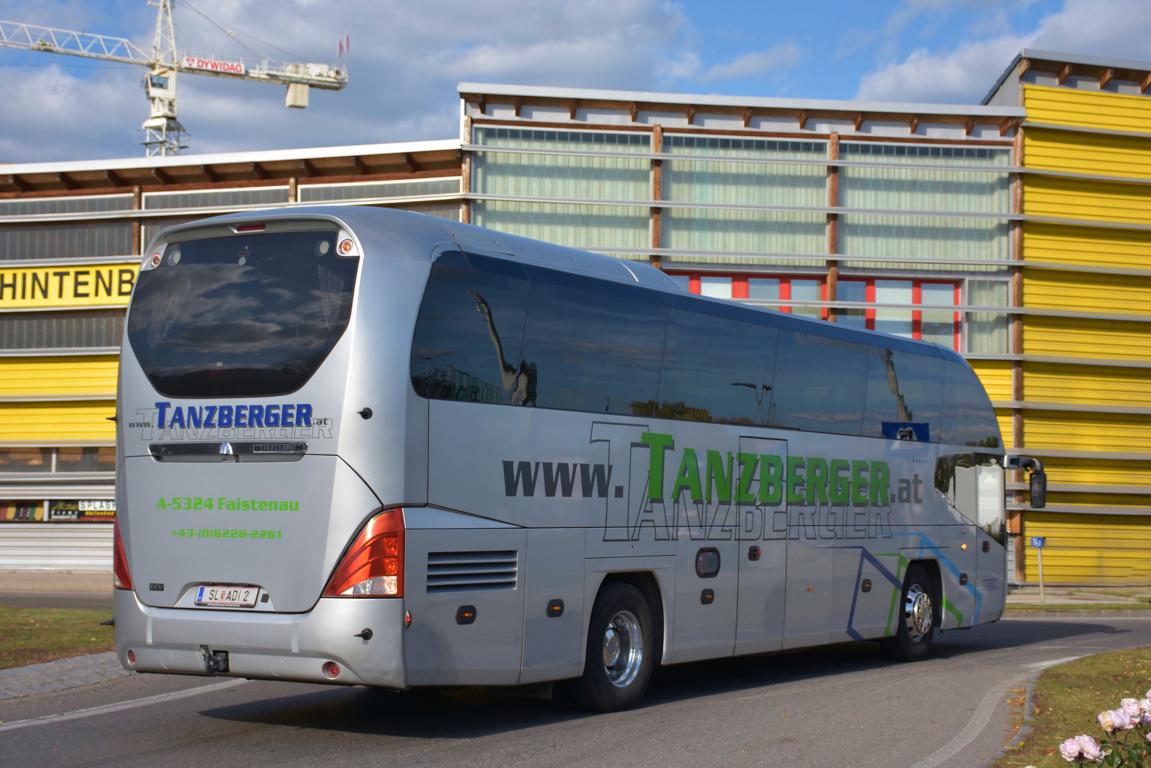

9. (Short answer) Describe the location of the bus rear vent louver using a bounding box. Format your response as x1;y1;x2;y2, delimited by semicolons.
426;550;518;593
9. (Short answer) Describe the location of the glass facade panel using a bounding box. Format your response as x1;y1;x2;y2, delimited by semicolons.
143;187;290;210
838;280;868;329
839;142;1011;273
56;446;116;472
967;280;1009;354
921;282;957;347
875;280;913;338
0;310;124;350
472;201;648;252
0;447;53;472
0;222;133;260
699;276;731;298
663;136;826;265
0;195;132;217
299;178;460;202
747;278;779;301
790;279;822;318
471;127;649;253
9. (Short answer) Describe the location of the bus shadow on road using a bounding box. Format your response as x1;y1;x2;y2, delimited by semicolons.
197;617;1123;737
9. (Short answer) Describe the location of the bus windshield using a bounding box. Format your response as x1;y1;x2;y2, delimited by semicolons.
127;230;358;398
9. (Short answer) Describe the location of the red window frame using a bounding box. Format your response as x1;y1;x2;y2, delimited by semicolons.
671;272;829;319
837;278;961;349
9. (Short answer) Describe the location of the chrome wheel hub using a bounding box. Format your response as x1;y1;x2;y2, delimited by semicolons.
904;584;934;642
601;609;643;688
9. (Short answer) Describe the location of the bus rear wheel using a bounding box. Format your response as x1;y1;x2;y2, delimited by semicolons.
881;563;936;662
567;582;655;711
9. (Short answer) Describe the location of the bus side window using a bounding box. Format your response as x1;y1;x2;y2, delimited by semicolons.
934;452;1006;542
410;251;531;405
771;331;867;436
862;347;945;442
519;268;667;416
941;360;1001;448
657;303;778;425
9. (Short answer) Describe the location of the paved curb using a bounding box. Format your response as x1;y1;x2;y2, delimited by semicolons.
0;652;128;701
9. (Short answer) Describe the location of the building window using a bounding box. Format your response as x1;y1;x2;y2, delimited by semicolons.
837;278;960;348
670;272;825;318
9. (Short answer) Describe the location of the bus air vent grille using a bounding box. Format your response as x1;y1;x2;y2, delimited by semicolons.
426;550;518;593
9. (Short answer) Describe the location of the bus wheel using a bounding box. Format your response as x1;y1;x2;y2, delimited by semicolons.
881;563;935;662
567;582;655;711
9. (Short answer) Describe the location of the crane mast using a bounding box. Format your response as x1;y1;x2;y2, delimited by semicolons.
0;0;348;156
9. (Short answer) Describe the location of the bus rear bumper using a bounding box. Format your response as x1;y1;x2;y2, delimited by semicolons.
114;589;407;688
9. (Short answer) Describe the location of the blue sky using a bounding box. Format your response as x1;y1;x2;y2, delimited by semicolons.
0;0;1148;162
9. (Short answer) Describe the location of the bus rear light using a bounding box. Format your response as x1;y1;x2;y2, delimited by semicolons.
322;661;341;679
323;507;405;598
233;223;265;233
113;519;133;591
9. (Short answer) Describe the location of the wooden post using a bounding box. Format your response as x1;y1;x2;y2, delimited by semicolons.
826;133;840;322
461;116;473;225
651;124;663;269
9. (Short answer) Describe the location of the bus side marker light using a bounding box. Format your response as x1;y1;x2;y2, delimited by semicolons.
700;589;715;605
960;542;968;551
861;579;872;593
126;649;136;666
959;573;969;586
456;605;476;625
546;599;564;617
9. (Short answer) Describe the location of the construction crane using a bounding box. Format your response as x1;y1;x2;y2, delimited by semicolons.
0;0;348;156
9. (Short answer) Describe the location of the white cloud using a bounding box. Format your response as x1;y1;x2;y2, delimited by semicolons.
0;0;694;162
702;41;804;81
857;0;1151;103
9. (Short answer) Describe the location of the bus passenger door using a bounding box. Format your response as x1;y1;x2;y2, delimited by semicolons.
734;436;789;655
667;433;739;664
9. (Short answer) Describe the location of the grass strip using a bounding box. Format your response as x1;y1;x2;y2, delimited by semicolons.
997;646;1151;767
0;607;114;670
1005;603;1151;613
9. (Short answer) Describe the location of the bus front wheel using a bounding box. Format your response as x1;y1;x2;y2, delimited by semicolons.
567;582;655;711
881;563;936;662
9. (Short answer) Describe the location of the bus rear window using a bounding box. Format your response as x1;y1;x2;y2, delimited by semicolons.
127;230;358;397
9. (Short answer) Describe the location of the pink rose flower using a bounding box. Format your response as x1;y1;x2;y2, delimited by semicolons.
1121;698;1142;718
1059;737;1081;761
1076;734;1103;763
1098;710;1118;732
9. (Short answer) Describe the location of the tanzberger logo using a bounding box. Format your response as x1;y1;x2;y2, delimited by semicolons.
128;401;335;441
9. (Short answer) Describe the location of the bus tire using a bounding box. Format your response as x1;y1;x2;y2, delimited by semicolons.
567;582;655;711
881;563;935;662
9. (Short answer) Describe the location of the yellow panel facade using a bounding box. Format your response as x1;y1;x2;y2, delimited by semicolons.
996;410;1013;449
1023;410;1151;453
1040;456;1151;489
1024;362;1151;406
1023;175;1151;224
1023;222;1151;270
1023;512;1151;585
0;263;137;311
0;401;116;442
1024;128;1151;180
1023;268;1151;318
971;360;1013;402
1023;84;1151;134
0;356;119;398
1023;316;1151;362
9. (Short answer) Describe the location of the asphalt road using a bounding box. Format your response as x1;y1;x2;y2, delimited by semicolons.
2;615;1149;768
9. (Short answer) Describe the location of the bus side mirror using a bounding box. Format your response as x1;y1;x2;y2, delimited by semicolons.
1029;470;1047;509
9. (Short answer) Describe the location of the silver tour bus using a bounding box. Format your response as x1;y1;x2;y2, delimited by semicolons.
114;206;1046;711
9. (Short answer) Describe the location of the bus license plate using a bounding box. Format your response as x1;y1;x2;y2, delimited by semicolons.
194;585;258;608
